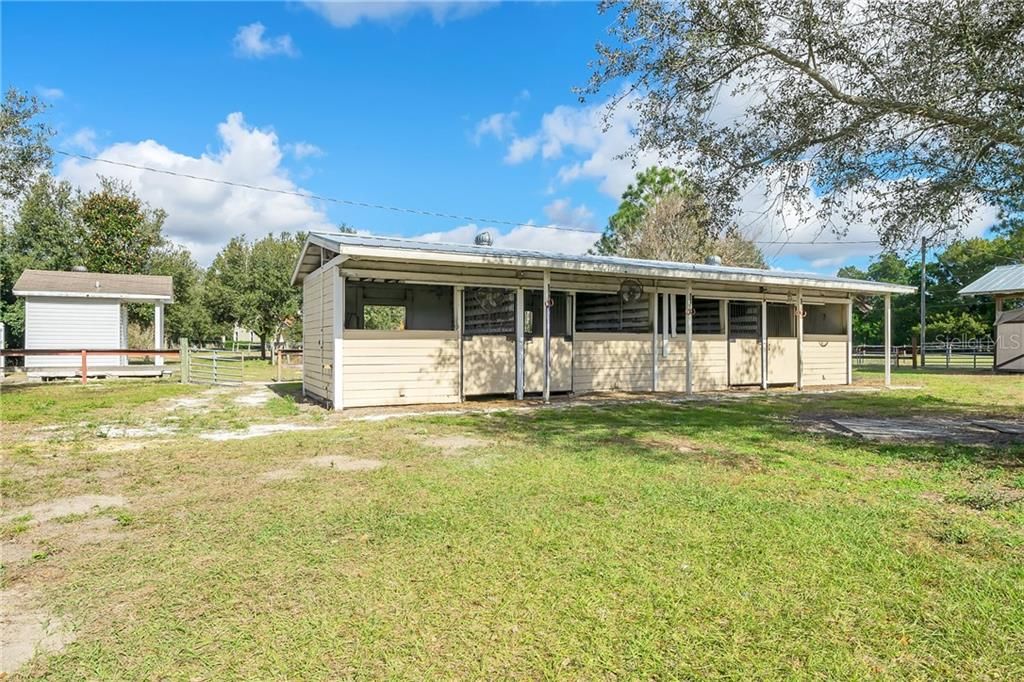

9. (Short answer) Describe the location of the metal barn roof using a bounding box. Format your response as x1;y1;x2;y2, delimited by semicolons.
959;264;1024;296
13;269;174;301
293;232;917;296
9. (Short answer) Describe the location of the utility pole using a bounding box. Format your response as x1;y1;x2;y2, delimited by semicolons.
920;236;927;367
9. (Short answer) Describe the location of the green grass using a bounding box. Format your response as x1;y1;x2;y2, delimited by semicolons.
1;369;1022;679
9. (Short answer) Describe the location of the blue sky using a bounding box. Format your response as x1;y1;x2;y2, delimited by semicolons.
2;1;996;269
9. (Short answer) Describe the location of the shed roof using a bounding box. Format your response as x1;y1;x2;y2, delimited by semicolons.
13;269;174;301
997;307;1024;325
293;232;917;296
958;264;1024;296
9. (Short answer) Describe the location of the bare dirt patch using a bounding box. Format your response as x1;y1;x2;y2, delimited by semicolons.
0;584;76;674
98;424;178;439
3;495;126;527
201;423;321;441
305;455;384;472
235;389;274;406
259;468;303;482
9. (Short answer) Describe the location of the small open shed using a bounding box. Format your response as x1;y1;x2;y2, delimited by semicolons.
959;264;1024;372
291;233;914;410
13;269;173;376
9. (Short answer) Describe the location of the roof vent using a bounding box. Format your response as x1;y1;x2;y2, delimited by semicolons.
474;231;493;247
71;265;88;272
705;255;723;266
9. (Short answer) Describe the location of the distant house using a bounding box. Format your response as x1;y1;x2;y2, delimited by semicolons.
960;264;1024;373
13;269;173;371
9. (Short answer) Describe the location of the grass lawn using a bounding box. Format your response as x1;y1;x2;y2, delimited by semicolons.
1;369;1022;679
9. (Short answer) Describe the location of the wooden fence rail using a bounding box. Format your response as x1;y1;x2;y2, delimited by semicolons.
0;348;180;384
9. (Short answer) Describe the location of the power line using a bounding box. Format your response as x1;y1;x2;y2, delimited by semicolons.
55;149;886;246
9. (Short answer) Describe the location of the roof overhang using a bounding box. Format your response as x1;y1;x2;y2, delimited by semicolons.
13;290;173;303
292;232;917;296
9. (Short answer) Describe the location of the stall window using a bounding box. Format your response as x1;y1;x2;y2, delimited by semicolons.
525;291;569;338
728;301;761;339
463;287;515;336
804;303;847;335
345;282;454;330
766;303;795;337
575;292;650;332
690;298;722;335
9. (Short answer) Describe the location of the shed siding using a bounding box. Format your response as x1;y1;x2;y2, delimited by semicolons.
766;338;799;384
802;336;848;386
996;322;1024;372
573;333;653;393
24;297;122;367
463;335;516;396
302;268;334;404
342;333;460;408
691;339;729;390
657;340;687;392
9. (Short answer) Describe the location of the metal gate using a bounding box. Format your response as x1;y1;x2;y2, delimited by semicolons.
182;348;245;385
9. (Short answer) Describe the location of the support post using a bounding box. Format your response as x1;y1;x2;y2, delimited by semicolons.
651;286;659;391
760;298;768;390
796;290;804;391
179;337;189;383
846;300;854;384
542;272;551;404
662;292;670;357
154;302;165;366
276;348;282;383
884;293;892;388
515;287;525;400
332;271;345;410
685;286;693;395
81;350;87;385
455;286;464;402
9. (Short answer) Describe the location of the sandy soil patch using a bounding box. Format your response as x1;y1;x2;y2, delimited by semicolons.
305;455;384;471
235;389;274;406
259;468;303;482
3;495;126;527
0;584;76;675
98;424;178;439
201;423;321;441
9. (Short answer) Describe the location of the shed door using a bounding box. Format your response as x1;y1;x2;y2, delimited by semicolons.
728;301;762;386
524;290;572;393
462;287;516;396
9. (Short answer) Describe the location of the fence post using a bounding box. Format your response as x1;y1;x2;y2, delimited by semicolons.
212;350;218;384
946;343;951;368
179;337;189;383
276;348;282;383
81;350;87;384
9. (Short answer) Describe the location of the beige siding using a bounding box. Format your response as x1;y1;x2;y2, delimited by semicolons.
573;333;652;393
728;338;762;386
691;338;728;390
342;332;460;408
802;336;848;386
302;269;334;403
524;338;572;393
766;338;798;384
463;335;515;395
996;323;1024;372
657;338;687;392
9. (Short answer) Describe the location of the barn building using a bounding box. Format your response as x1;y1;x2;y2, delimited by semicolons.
291;233;915;409
959;264;1024;373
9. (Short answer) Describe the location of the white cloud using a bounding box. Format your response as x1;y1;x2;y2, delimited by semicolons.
543;197;595;230
66;127;98;154
515;89;531;102
472;112;517;145
57;112;332;264
36;85;64;100
504;135;540;164
287;142;325;159
304;1;491;28
232;22;299;59
416;222;598;255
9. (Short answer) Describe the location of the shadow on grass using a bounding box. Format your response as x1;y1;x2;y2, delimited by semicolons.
449;392;1024;473
266;381;303;401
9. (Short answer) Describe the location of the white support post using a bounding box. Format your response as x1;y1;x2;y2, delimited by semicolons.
884;293;892;388
796;290;804;391
515;287;525;400
332;271;345;410
760;298;767;390
153;302;165;366
846;298;854;385
542;271;551;404
455;286;464;402
669;293;678;338
651;287;659;391
685;286;693;395
661;292;670;358
569;292;576;394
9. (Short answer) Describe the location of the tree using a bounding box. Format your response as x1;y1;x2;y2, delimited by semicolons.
839;254;919;345
205;233;303;359
0;88;52;203
78;178;166;274
583;1;1024;249
594;167;766;267
150;244;217;344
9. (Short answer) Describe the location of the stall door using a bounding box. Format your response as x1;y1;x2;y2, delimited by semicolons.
765;303;798;384
728;301;762;386
523;290;572;393
462;287;516;396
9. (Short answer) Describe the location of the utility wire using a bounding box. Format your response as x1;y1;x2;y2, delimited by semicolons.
55;149;887;246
